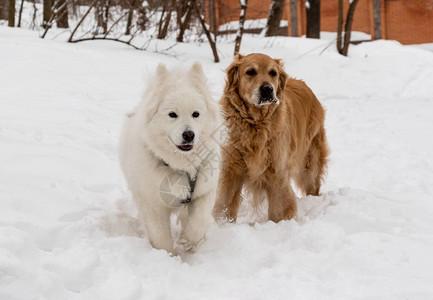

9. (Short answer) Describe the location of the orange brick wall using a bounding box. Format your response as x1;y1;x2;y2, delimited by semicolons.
384;0;433;44
317;0;372;35
216;0;290;25
216;0;433;44
292;0;373;37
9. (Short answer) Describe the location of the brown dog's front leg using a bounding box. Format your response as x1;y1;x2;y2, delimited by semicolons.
266;174;297;222
212;154;244;223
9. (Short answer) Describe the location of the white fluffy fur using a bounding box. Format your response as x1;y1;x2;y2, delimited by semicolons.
119;62;220;254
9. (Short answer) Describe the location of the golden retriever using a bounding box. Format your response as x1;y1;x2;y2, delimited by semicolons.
212;53;329;223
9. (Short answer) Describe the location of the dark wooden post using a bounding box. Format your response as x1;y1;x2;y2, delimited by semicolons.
306;0;320;38
372;0;382;40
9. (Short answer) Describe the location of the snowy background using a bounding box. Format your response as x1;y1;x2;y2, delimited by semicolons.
1;26;433;299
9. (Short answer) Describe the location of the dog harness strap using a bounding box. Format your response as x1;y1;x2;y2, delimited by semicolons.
180;171;198;204
161;159;198;204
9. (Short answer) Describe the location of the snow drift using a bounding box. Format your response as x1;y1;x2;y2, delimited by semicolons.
1;27;433;299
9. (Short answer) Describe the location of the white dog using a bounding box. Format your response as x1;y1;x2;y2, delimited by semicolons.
119;62;220;254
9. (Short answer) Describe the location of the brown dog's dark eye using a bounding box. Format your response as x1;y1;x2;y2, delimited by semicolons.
246;69;256;76
269;70;277;77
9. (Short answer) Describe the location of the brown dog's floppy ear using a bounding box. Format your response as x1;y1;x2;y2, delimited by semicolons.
225;54;243;93
275;59;288;95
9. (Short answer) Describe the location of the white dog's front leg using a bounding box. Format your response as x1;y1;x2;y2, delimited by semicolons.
140;202;174;254
178;193;213;252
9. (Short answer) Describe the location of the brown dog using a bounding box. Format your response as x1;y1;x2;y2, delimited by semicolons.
213;53;329;223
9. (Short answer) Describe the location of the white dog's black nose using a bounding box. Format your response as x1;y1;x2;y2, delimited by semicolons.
182;131;195;143
260;83;274;99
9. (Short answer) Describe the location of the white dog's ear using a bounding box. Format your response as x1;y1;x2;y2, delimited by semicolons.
144;64;168;123
156;63;168;83
188;62;219;122
188;62;206;86
188;62;209;98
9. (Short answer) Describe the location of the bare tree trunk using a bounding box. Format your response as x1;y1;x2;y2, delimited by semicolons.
234;0;247;55
71;0;77;17
41;0;69;38
372;0;381;39
8;0;15;26
136;6;147;31
208;0;217;36
289;0;298;37
68;0;97;42
264;0;284;37
157;1;166;38
306;0;320;38
191;0;219;62
0;0;8;20
56;0;69;28
125;0;137;35
30;0;37;29
337;0;343;53
125;10;133;35
94;0;108;34
43;0;52;28
160;7;172;38
341;0;359;56
102;0;109;33
176;0;192;42
17;0;24;27
337;0;359;56
157;0;173;39
176;0;193;42
95;0;105;34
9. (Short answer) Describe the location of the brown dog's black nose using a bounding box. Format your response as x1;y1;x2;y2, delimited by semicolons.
260;83;274;99
182;131;195;143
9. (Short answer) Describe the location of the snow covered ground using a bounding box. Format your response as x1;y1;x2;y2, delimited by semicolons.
1;26;433;299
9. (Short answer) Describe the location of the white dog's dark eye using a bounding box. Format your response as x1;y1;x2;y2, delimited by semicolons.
169;112;178;118
192;111;200;118
269;70;277;77
246;69;256;76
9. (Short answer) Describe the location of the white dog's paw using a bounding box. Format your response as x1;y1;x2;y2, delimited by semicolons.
177;235;206;253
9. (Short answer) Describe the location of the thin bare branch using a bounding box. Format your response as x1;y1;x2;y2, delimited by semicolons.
68;0;97;42
69;36;145;50
40;0;66;38
103;12;127;38
191;0;219;62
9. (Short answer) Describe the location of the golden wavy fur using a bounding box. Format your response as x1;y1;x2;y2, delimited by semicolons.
213;53;329;223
